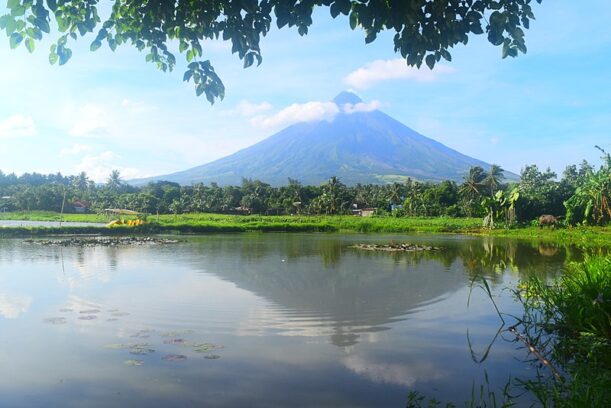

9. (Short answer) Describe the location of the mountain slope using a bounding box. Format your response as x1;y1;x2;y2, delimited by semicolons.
131;92;516;186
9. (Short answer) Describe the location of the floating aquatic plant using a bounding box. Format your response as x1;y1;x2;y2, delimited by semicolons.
124;359;144;366
43;317;67;325
80;309;100;314
161;330;193;337
162;354;187;362
193;343;224;353
78;315;97;320
104;343;149;350
163;338;188;345
111;312;130;317
204;355;221;360
131;329;154;339
58;308;73;313
129;345;155;355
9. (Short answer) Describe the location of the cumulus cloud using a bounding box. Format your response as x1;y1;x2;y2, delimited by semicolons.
59;144;94;156
250;98;384;129
251;101;340;129
69;104;109;137
74;151;144;182
0;293;32;319
344;58;456;89
0;115;36;138
342;100;382;114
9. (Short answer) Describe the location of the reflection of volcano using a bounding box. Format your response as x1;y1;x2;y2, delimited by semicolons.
186;235;466;347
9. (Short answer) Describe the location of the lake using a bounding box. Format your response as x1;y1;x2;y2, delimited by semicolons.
0;233;602;407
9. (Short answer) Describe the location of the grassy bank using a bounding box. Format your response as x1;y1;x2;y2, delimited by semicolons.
1;211;610;245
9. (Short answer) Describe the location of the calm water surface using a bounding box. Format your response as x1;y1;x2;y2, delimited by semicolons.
0;220;106;227
0;233;603;407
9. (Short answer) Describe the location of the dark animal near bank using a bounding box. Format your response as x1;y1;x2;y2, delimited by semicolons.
538;215;558;228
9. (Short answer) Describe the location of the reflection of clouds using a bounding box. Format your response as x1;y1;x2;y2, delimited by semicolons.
343;355;447;387
0;293;32;319
57;248;115;289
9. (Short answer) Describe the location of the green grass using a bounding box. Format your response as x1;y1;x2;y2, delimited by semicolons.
0;211;610;246
518;256;611;407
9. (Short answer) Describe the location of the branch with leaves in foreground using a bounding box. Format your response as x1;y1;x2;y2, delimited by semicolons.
1;0;542;102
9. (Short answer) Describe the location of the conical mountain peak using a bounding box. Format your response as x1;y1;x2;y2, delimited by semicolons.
333;91;363;105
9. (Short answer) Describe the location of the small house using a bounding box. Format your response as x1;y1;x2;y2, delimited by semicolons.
72;200;91;213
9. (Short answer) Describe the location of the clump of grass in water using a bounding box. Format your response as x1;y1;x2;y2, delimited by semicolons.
515;256;611;407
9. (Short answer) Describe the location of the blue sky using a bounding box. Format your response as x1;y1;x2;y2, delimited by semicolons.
1;1;610;182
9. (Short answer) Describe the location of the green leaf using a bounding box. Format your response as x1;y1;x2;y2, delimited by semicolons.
35;17;50;33
440;49;451;62
182;69;193;82
3;17;17;35
179;41;188;53
186;49;194;62
25;37;34;53
90;40;102;51
49;51;58;65
425;54;435;69
349;12;357;30
57;46;72;65
47;0;57;12
10;6;26;17
7;0;21;10
9;32;23;49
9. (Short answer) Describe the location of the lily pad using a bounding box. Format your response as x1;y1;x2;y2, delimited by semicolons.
160;330;193;337
104;342;149;350
43;317;67;325
129;345;155;355
162;354;187;362
124;359;144;366
163;338;188;345
78;315;97;320
80;309;100;314
204;355;221;360
59;308;73;313
193;343;224;353
131;329;154;339
111;312;130;317
106;318;119;322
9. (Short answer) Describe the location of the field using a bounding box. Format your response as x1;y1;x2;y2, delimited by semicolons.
1;211;610;245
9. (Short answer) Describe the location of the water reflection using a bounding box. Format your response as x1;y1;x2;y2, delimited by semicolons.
0;234;607;407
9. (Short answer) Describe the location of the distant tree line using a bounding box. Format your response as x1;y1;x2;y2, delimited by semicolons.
0;149;609;226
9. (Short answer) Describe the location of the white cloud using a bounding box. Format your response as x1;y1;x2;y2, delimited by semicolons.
0;293;32;319
74;151;145;183
0;115;36;138
343;355;447;387
251;101;340;129
59;144;94;156
69;104;108;137
344;58;456;89
121;99;157;113
342;100;382;114
235;101;273;117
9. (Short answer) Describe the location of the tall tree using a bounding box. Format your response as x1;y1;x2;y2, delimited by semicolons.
1;0;542;101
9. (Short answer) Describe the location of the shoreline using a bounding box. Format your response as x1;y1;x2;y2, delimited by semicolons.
0;212;609;246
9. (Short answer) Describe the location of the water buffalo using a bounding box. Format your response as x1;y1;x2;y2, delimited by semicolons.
538;214;558;228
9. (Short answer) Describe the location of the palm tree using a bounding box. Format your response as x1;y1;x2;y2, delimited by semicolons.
459;166;486;217
106;169;123;192
483;164;505;195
